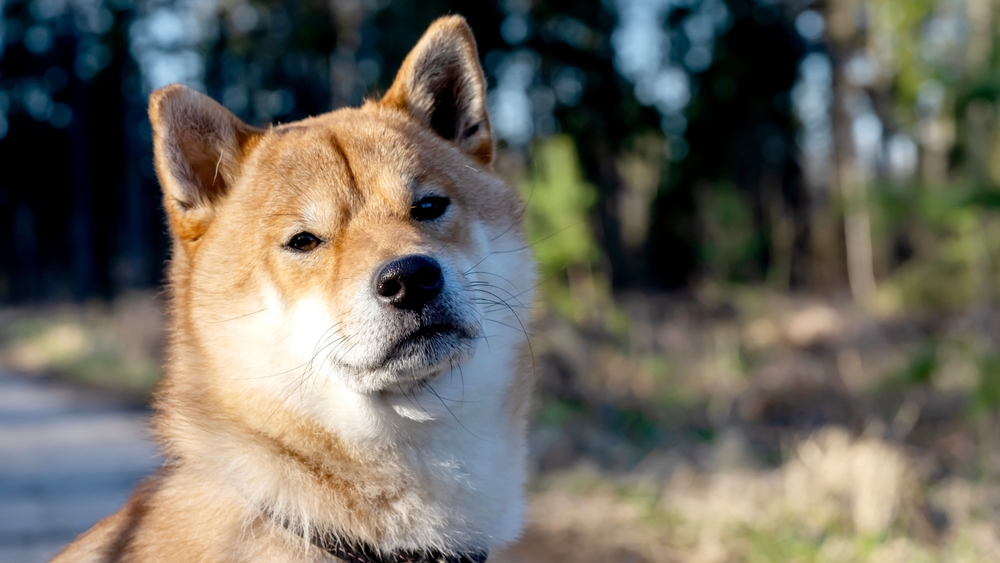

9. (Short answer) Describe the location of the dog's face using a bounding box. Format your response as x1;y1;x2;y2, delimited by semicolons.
204;111;522;394
151;18;533;440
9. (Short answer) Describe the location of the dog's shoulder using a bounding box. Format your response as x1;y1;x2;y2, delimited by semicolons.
50;473;162;563
50;470;264;563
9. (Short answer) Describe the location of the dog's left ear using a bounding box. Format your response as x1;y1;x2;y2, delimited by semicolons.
381;16;493;165
149;85;261;247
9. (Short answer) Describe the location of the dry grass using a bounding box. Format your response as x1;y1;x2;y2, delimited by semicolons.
4;289;1000;561
512;286;1000;561
502;426;1000;562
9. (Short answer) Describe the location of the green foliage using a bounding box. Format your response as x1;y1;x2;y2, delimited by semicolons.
520;135;606;319
867;0;941;115
537;399;584;427
869;182;1000;311
741;526;825;563
973;353;1000;414
903;345;938;385
964;187;1000;210
699;182;765;282
887;344;939;390
608;407;661;448
521;135;600;278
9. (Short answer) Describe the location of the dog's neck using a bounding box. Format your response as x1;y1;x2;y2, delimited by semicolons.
266;507;489;563
155;339;529;556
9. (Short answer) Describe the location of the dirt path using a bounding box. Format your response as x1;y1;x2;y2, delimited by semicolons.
0;372;159;563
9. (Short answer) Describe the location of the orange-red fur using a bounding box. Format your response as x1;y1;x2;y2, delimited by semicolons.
52;16;535;563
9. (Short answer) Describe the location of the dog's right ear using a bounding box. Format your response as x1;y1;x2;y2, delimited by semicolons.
381;16;493;165
149;84;261;247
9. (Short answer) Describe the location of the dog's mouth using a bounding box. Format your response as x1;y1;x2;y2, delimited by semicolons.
398;323;465;347
359;320;477;386
386;322;475;365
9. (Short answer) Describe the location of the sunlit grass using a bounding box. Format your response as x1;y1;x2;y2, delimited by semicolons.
0;292;163;395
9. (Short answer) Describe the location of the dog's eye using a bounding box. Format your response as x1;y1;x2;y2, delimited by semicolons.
287;232;321;252
411;196;450;221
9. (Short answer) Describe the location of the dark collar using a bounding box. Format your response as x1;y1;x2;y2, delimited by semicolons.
266;508;488;563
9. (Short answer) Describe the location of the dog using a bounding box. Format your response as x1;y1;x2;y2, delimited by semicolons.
52;16;536;563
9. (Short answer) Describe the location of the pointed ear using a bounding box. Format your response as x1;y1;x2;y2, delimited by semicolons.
381;16;493;165
149;84;261;245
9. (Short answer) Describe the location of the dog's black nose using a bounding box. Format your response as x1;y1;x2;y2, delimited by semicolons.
375;255;443;311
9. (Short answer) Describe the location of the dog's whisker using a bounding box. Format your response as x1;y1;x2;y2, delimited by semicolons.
467;270;523;294
482;317;534;336
465;222;578;274
488;181;535;243
234;360;312;380
422;382;491;443
198;308;270;324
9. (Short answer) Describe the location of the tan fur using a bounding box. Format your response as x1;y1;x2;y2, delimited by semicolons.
52;16;536;563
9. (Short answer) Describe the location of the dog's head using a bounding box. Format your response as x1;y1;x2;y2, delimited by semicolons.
150;17;534;438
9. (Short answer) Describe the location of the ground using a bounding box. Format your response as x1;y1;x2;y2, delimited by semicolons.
0;372;158;562
5;289;1000;562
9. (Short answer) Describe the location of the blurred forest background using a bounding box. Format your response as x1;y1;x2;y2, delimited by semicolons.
4;0;1000;560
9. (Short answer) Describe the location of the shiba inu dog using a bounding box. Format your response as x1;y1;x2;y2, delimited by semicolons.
52;16;536;563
